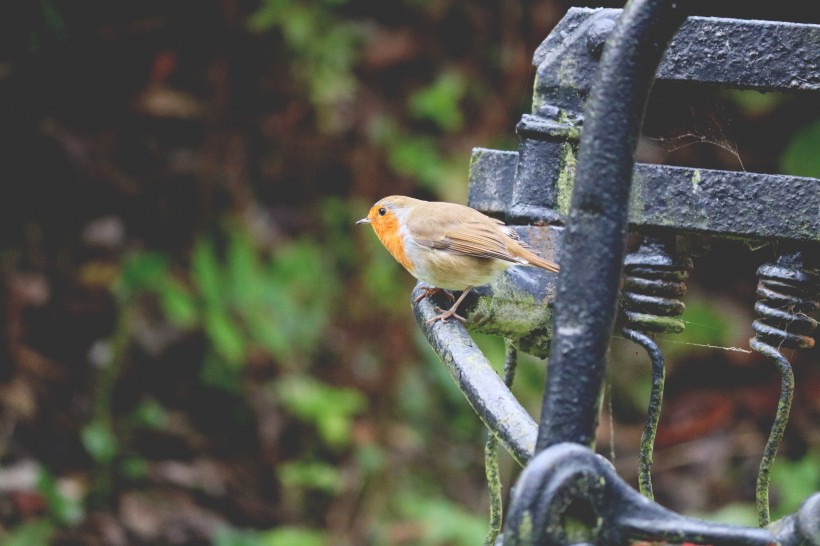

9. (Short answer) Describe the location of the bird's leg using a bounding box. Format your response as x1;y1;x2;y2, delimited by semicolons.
414;286;455;304
426;287;472;325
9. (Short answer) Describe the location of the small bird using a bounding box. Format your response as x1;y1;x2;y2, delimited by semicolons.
357;195;559;324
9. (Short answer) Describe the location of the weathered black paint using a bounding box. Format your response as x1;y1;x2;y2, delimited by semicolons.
471;150;820;243
503;443;820;546
412;2;820;545
535;0;688;450
412;284;538;466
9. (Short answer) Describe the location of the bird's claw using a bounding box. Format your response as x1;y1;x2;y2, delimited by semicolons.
426;306;467;325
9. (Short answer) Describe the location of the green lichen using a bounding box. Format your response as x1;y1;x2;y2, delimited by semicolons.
629;169;646;219
531;72;544;113
555;143;578;218
557;57;579;94
518;511;534;541
691;169;702;192
466;273;554;358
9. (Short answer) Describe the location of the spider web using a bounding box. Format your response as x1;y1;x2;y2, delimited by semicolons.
644;95;746;172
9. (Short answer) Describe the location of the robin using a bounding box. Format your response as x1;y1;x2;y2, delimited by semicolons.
357;195;559;324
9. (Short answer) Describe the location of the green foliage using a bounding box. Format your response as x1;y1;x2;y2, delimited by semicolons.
409;70;467;132
689;502;758;527
213;526;327;546
2;520;55;546
726;90;784;118
278;460;344;493
389;136;450;187
118;456;151;481
81;420;118;464
658;295;742;364
771;451;820;519
130;398;169;429
781;119;820;177
121;225;337;391
249;0;362;132
37;469;83;526
274;374;367;448
119;252;172;301
368;116;469;199
392;493;488;546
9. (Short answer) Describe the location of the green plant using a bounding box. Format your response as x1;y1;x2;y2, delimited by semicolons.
37;469;84;526
122;224;337;391
771;451;820;519
213;525;327;546
391;492;488;546
274;374;367;449
1;519;55;546
409;70;467;132
781;119;820;177
249;0;363;132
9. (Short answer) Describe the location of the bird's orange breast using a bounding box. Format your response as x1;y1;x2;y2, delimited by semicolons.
373;214;415;273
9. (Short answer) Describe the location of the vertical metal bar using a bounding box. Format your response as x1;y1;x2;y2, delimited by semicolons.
536;0;688;451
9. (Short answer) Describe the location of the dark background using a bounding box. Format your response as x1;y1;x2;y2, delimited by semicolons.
0;1;818;544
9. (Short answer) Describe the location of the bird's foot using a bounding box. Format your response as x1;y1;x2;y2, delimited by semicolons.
426;305;467;325
414;286;455;304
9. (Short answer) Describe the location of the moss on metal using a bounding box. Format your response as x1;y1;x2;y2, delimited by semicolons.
555;142;578;218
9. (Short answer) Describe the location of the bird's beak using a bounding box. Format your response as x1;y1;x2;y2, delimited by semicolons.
356;218;371;225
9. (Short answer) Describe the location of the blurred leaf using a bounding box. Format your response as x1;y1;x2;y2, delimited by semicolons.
160;279;199;327
278;460;343;493
660;296;740;362
781;119;820;177
131;398;168;429
119;252;170;297
193;238;225;307
259;527;327;546
213;526;326;546
727;90;783;117
81;420;118;464
274;375;366;448
41;1;65;33
409;70;466;132
249;0;362;132
321;197;359;274
119;456;150;481
266;240;336;357
201;352;244;393
37;469;83;525
2;519;54;546
689;502;757;527
204;308;246;365
213;526;259;546
355;443;387;475
226;227;263;307
387;135;447;187
771;451;820;518
395;493;487;546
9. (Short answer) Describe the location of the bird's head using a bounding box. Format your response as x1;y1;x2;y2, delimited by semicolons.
356;195;418;237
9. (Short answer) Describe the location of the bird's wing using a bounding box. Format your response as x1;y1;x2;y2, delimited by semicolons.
413;221;528;264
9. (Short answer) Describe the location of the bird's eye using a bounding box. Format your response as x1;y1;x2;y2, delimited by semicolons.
378;207;387;216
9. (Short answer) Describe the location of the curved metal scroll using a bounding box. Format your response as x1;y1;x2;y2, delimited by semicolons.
503;443;820;546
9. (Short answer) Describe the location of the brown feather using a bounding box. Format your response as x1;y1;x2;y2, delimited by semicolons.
403;200;556;270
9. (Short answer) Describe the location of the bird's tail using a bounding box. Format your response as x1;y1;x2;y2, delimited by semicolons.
521;249;560;273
